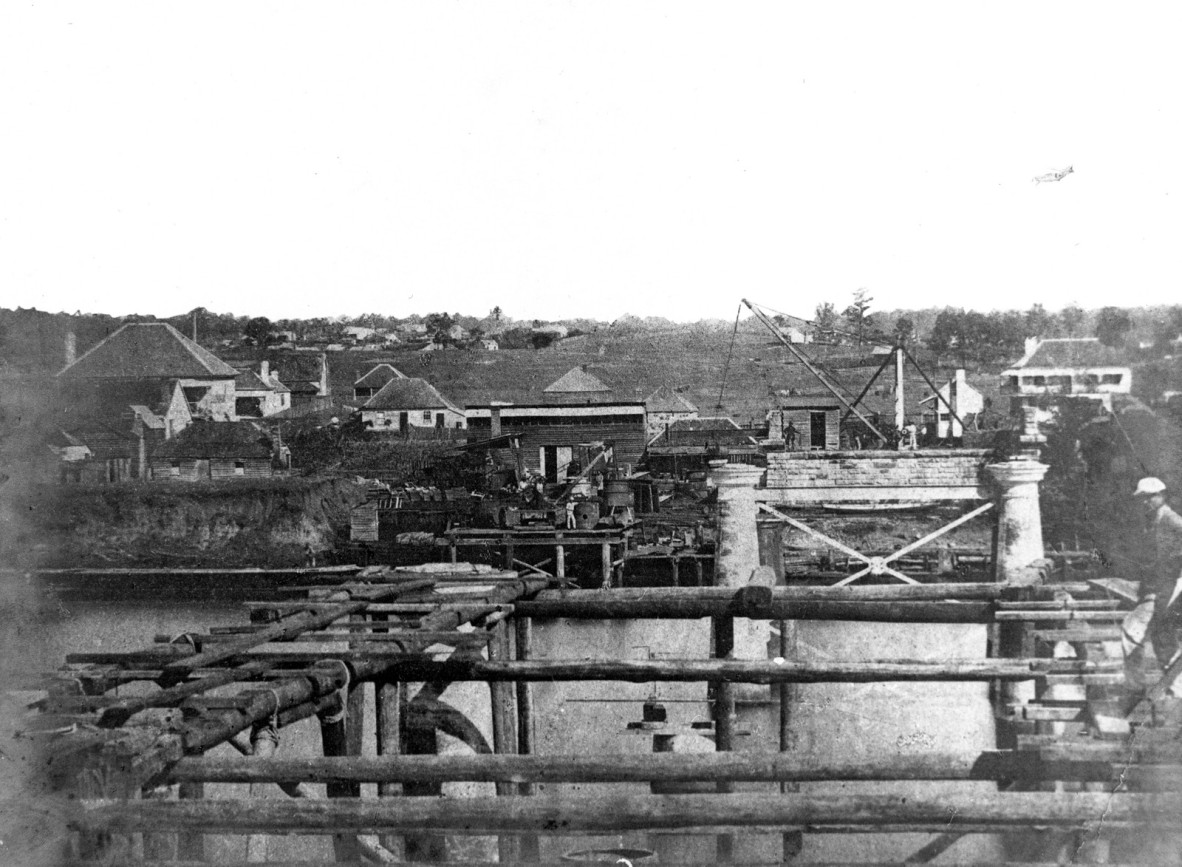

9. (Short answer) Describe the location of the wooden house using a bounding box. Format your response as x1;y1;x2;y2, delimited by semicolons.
768;394;841;451
465;367;647;481
149;420;277;481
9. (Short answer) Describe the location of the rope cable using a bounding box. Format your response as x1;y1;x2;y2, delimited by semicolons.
717;304;742;410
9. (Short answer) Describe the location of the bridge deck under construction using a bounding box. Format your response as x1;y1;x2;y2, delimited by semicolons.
23;565;1182;865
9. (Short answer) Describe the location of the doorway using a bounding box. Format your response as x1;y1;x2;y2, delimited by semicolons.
809;411;827;450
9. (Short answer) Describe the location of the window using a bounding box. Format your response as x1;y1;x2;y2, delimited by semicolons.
234;461;245;476
1101;373;1123;385
169;461;180;478
422;410;432;422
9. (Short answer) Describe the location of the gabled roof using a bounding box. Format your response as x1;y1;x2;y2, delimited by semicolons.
1008;338;1129;370
543;367;612;394
362;377;461;413
60;323;238;379
234;369;282;392
354;364;407;389
645;386;698;414
154;420;273;460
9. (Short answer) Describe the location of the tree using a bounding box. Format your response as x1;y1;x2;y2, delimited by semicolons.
1094;307;1133;348
1024;304;1052;339
927;309;963;357
842;289;873;345
243;316;273;346
892;316;914;346
1059;303;1085;337
491;306;503;321
813;302;839;342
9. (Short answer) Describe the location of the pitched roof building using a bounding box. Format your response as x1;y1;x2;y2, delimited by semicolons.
360;378;465;432
58;322;238;422
59;322;239;380
353;364;407;401
1002;337;1132;411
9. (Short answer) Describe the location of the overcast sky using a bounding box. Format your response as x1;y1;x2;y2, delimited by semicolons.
2;3;1180;324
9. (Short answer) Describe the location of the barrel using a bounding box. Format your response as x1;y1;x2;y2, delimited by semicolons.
603;479;632;509
573;501;600;529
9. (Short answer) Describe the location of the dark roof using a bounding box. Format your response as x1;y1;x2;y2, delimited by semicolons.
62;418;137;460
645;386;698;413
61;379;182;418
1012;338;1129;370
154;420;273;460
778;394;843;409
354;364;406;389
649;416;755;448
362;377;460;413
234;369;280;392
60;323;238;379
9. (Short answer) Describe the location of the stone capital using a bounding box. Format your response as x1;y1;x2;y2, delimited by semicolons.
985;459;1049;490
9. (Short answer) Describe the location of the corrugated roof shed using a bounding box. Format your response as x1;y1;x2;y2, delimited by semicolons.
60;323;238;379
363;378;461;413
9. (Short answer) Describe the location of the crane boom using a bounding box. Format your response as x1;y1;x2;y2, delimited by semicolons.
741;299;888;444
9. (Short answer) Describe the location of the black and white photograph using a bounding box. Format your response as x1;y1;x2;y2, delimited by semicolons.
2;3;1182;864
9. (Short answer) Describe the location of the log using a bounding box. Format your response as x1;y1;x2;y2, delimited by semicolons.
74;791;1182;835
166;750;1176;786
373;657;1111;684
514;595;995;623
158;580;435;678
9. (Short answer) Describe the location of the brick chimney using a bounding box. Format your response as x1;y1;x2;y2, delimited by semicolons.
65;331;76;367
260;360;270;381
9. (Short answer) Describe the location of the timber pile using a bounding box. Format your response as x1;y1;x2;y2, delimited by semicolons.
24;569;1182;865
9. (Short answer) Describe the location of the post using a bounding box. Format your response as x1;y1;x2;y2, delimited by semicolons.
488;619;520;863
712;614;736;863
601;540;613;589
246;721;279;862
176;781;204;862
376;606;404;856
514;615;540;861
895;346;905;430
555;544;565;580
504;540;515;572
670;555;680;586
317;690;361;862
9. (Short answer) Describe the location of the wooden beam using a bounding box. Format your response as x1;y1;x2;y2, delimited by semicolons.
365;657;1110;684
166;750;1174;786
75;791;1182;835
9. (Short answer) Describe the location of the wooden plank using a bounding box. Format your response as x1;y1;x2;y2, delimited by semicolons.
75;791;1182;834
372;657;1112;684
167;750;1180;785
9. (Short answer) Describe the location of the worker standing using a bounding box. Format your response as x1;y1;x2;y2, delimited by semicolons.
565;499;577;530
1122;477;1182;707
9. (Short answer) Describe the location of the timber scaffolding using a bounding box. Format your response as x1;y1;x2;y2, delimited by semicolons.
25;564;1182;866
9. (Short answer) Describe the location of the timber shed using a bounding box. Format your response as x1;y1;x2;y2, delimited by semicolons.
769;394;841;450
149;419;276;480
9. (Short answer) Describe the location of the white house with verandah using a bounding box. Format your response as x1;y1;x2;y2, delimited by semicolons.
1001;337;1132;412
360;377;465;432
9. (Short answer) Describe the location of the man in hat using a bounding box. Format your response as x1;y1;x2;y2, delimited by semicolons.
1123;477;1182;703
